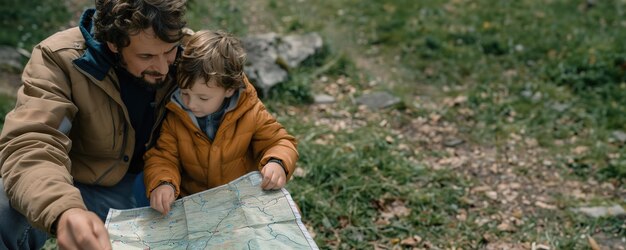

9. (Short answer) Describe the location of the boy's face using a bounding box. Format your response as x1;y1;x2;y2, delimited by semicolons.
107;28;179;88
180;79;236;117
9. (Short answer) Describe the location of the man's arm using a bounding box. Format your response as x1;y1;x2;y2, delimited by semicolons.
55;208;112;250
0;40;84;234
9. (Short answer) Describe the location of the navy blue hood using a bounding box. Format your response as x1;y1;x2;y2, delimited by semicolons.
73;8;116;81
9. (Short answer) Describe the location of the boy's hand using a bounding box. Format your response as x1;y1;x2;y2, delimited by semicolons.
261;162;286;190
150;183;176;215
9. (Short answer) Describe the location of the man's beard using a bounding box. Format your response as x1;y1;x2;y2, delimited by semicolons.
117;54;172;91
131;69;172;91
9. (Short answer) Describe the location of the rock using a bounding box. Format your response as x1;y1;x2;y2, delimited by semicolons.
0;72;21;97
277;33;323;68
242;33;287;97
611;130;626;143
551;102;569;112
574;205;626;218
355;91;400;109
443;137;465;147
242;32;323;97
0;45;25;73
313;94;335;104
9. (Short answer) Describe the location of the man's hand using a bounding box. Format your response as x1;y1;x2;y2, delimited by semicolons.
150;183;175;215
261;162;286;190
56;208;111;250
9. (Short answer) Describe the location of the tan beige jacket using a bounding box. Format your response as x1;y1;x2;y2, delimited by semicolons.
0;22;176;232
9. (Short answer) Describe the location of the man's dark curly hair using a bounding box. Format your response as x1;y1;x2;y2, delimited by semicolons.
94;0;187;49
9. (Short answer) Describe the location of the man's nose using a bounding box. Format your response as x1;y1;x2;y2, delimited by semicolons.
154;56;169;74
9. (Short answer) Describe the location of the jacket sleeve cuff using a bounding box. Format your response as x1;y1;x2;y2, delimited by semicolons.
267;158;288;176
152;181;179;198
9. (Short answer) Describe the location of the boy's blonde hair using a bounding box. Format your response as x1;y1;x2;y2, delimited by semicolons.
177;30;246;90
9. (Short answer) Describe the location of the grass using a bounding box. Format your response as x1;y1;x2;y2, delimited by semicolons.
235;0;626;248
0;0;71;51
3;0;626;249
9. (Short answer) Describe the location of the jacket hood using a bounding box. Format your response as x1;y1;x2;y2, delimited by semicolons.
168;78;259;130
73;8;116;81
170;86;243;128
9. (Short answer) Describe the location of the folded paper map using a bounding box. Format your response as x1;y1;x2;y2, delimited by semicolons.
105;171;318;249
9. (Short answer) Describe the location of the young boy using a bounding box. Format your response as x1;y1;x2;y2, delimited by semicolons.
142;30;299;215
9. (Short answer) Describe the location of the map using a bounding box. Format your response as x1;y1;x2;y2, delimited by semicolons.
105;171;318;249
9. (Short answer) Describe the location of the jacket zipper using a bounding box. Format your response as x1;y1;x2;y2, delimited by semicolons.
109;103;116;150
93;76;129;184
74;65;129;185
73;64;121;151
94;121;128;185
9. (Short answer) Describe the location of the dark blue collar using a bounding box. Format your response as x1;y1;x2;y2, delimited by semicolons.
72;8;116;81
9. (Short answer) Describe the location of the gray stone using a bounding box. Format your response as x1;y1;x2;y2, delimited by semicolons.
444;137;465;147
0;72;21;97
277;33;323;68
242;32;323;97
356;91;401;109
551;102;569;112
313;94;335;104
242;33;287;97
611;130;626;143
574;205;625;218
0;45;24;73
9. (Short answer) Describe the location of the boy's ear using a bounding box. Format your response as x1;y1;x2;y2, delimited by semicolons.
107;42;118;53
225;88;236;97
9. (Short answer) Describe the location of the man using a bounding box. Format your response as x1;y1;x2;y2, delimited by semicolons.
0;0;187;249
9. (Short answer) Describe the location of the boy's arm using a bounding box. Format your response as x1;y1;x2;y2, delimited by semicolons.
251;102;299;181
143;114;182;198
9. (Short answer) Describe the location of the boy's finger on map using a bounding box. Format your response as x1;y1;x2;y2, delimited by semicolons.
261;176;269;189
161;197;171;215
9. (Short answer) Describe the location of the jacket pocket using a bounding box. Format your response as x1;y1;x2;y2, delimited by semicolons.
70;109;118;158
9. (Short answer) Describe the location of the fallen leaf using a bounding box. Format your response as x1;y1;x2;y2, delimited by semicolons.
512;208;523;219
475;217;490;227
535;201;557;210
588;235;601;250
471;185;491;193
400;235;420;246
482;233;496;242
429;113;441;123
497;222;516;232
531;242;550;250
374;217;390;226
456;209;467;221
572;146;588;155
389;199;411;217
485;191;498;200
385;135;394;144
292;168;307;177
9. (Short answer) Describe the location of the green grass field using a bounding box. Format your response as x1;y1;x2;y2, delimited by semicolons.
3;0;625;249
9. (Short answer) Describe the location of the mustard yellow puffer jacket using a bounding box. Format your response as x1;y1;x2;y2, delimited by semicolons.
143;78;298;197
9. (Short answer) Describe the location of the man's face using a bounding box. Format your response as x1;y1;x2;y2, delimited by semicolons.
107;28;178;88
